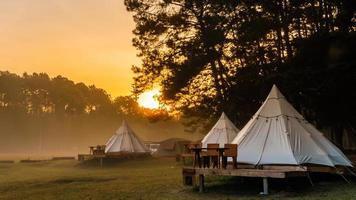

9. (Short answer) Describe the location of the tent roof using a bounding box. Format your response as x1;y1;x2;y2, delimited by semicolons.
159;138;191;150
154;138;191;156
232;85;352;167
202;112;240;148
105;120;149;153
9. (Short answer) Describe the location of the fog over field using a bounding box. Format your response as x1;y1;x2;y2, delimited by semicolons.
0;116;202;158
0;72;203;159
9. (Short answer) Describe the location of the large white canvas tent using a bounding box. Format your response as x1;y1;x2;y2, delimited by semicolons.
105;121;149;153
232;85;352;167
202;112;240;148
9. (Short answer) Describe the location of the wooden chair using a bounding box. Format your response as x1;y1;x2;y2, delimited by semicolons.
223;144;238;169
89;146;94;154
201;150;210;168
181;143;195;165
189;143;202;168
207;144;220;168
93;145;106;155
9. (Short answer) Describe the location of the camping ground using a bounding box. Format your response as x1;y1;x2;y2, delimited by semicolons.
1;157;356;200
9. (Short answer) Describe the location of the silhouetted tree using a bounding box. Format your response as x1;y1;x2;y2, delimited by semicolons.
126;0;356;144
0;72;139;118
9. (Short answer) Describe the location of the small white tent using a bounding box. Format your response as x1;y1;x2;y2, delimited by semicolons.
202;112;240;148
105;121;149;153
232;85;352;167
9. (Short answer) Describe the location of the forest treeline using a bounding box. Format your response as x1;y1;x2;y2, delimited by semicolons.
126;0;356;147
0;71;137;154
0;71;190;155
0;71;140;117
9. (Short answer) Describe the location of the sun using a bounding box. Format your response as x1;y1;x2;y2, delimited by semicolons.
137;89;161;109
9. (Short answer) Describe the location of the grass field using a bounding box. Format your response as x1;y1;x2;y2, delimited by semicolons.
0;157;356;200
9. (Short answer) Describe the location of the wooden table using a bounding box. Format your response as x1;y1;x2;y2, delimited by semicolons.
190;147;229;168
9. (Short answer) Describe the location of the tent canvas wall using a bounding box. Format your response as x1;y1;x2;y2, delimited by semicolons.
202;112;240;148
154;138;191;157
105;121;149;153
232;85;352;167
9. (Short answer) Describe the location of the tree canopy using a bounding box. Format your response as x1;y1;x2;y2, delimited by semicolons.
126;0;356;144
0;71;193;154
0;71;145;118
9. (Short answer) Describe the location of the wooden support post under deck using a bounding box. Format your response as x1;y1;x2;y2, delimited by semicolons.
199;174;204;193
100;158;103;167
262;177;268;195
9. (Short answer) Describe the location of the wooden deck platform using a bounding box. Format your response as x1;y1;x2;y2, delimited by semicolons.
182;165;348;194
184;167;307;178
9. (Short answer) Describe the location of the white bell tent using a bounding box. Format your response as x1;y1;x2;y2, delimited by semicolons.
232;85;352;167
105;121;149;153
202;112;240;148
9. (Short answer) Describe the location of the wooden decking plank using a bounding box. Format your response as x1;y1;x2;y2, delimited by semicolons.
182;168;196;174
193;168;286;178
262;165;307;171
306;166;337;173
286;171;307;177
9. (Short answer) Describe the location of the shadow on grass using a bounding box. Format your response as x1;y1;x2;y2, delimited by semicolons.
50;177;117;184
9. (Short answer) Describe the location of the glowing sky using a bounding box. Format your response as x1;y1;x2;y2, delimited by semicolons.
137;89;161;109
0;0;140;97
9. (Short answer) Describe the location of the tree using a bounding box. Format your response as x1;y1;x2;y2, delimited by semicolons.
0;71;25;113
126;0;356;141
279;32;356;148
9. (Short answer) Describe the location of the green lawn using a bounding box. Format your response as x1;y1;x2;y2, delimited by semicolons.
0;157;355;200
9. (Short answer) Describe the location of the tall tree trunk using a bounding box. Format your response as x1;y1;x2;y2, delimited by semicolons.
275;0;284;62
217;59;232;89
276;29;283;64
296;9;303;39
310;1;320;34
282;0;293;58
210;61;226;105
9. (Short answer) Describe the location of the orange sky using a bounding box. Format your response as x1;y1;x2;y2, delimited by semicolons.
0;0;140;97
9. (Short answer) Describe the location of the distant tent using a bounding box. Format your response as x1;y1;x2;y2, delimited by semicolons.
154;138;191;157
202;112;240;148
105;121;149;153
232;85;352;167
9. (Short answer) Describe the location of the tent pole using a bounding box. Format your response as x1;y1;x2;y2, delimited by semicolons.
334;167;351;184
338;173;351;184
345;167;356;177
306;172;314;186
